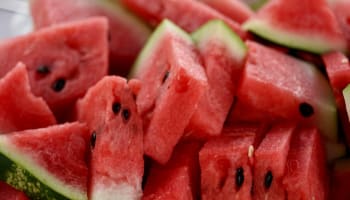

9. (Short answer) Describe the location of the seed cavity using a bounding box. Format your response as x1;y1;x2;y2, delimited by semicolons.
264;171;273;189
122;108;131;122
90;131;97;149
112;102;121;115
299;102;314;118
52;78;66;92
162;71;170;83
36;65;50;74
235;167;244;190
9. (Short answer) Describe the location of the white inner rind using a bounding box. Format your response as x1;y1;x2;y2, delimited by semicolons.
90;181;142;200
0;137;87;200
243;18;347;54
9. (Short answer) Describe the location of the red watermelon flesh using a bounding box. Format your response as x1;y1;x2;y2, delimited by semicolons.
283;127;329;200
228;40;338;142
253;123;295;200
184;20;247;139
243;0;347;54
330;0;350;48
0;62;56;133
199;133;255;200
132;20;208;164
76;76;144;199
0;181;29;200
142;141;202;200
30;0;151;76
322;52;350;146
198;0;254;24
0;17;108;122
120;0;246;39
330;159;350;200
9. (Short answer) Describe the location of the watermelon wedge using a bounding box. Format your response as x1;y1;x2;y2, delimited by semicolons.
0;62;56;133
131;20;208;164
185;19;247;139
330;0;350;48
30;0;151;76
0;17;109;122
0;181;29;200
76;76;144;200
0;122;90;200
243;0;347;54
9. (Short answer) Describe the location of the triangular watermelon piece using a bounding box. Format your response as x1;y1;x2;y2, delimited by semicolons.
243;0;347;53
0;122;90;200
143;141;202;200
0;17;109;122
0;181;29;200
30;0;151;76
0;62;56;133
330;0;350;49
283;127;329;200
76;76;144;199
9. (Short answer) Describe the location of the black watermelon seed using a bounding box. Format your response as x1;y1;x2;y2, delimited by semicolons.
90;131;97;149
36;65;50;74
52;78;66;92
162;71;170;83
122;108;131;122
112;102;121;114
299;102;314;118
264;171;273;189
235;167;244;190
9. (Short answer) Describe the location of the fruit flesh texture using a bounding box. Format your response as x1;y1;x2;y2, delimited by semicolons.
253;123;295;200
76;76;144;200
120;0;246;39
0;17;109;122
0;62;56;133
200;133;255;200
0;181;29;200
330;0;350;48
142;141;202;200
133;20;208;164
243;0;347;54
330;159;350;200
30;0;150;76
283;127;329;200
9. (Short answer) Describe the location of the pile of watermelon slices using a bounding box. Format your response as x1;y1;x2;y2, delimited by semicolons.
1;0;350;199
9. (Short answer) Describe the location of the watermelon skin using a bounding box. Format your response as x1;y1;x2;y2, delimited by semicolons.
0;122;90;200
76;76;144;200
131;20;208;164
0;62;56;133
30;0;150;77
0;17;108;122
228;41;338;142
243;0;347;54
330;159;350;200
283;127;329;200
142;141;202;200
184;20;246;139
120;0;246;39
253;123;295;200
199;133;255;200
0;181;29;200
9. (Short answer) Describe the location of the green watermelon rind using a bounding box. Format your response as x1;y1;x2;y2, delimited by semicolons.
129;19;193;78
0;137;87;200
243;18;347;54
191;19;247;62
342;84;350;120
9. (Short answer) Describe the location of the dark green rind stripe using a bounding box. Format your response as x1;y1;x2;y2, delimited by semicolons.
0;153;70;200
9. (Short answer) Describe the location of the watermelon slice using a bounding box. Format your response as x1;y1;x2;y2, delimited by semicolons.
0;181;29;200
199;133;255;200
0;17;108;122
185;19;247;139
76;76;144;199
130;20;208;164
229;41;338;142
198;0;254;24
120;0;246;39
30;0;151;76
253;123;295;200
331;159;350;200
0;122;90;200
0;62;56;133
243;0;347;54
330;0;350;48
283;127;329;200
142;141;202;200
